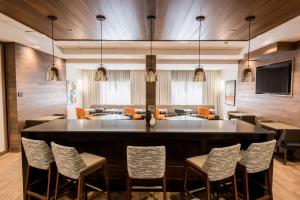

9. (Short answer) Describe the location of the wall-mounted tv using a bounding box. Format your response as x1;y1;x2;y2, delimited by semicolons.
256;60;293;95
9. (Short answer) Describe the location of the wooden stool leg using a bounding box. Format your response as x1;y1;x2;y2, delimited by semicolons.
104;163;110;200
84;179;88;200
54;172;60;200
267;169;273;200
77;176;84;200
284;148;287;165
242;169;249;200
46;166;52;200
163;174;167;200
216;182;221;199
204;177;211;200
232;174;238;200
127;176;132;200
25;165;30;200
182;163;188;200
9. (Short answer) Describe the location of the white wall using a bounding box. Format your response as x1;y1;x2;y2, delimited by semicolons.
66;64;83;119
219;65;238;119
0;43;7;153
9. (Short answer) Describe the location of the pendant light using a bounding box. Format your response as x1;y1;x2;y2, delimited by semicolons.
46;15;61;81
241;16;256;82
193;16;206;82
95;15;108;81
145;15;157;83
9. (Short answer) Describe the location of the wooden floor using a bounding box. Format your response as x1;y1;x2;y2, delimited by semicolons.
0;153;299;200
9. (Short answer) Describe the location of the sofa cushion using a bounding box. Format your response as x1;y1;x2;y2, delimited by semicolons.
197;107;210;117
124;107;136;116
175;108;185;115
132;114;142;120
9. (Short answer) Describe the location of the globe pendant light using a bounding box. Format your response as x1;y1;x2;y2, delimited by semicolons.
95;15;108;81
241;16;256;82
145;15;157;83
193;16;206;82
46;15;61;81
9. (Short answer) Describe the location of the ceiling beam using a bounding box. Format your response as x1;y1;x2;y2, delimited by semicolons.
61;48;241;56
66;58;238;65
243;41;298;60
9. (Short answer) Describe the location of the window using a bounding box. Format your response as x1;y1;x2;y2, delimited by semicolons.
100;71;131;105
171;71;203;105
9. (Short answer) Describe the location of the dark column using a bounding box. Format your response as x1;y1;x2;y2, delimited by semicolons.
146;55;156;113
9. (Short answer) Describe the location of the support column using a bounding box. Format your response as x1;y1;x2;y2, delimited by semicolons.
145;55;156;113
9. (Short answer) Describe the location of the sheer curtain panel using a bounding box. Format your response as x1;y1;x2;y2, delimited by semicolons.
171;71;203;105
202;70;221;113
82;69;100;108
100;70;131;105
130;70;146;105
156;71;172;105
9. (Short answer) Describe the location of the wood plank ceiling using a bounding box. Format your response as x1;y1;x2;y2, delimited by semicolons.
0;0;300;41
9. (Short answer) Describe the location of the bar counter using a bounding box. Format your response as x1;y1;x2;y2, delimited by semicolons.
21;119;274;194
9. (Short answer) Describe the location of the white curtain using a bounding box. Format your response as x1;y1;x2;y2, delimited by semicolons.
82;69;220;109
100;70;131;105
156;71;171;105
171;71;203;105
82;69;100;108
130;70;146;105
203;70;221;113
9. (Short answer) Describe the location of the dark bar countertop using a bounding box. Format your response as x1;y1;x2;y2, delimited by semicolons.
22;119;273;135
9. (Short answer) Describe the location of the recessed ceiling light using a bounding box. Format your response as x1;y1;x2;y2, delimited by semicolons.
264;41;272;45
33;45;40;49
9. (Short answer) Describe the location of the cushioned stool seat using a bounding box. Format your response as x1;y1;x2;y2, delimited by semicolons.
80;152;106;167
186;155;207;168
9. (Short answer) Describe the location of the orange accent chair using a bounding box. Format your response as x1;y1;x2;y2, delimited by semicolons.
155;108;166;120
124;107;142;120
76;108;92;119
197;107;215;120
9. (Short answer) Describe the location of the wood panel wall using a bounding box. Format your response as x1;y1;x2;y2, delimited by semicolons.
4;43;66;151
237;49;300;127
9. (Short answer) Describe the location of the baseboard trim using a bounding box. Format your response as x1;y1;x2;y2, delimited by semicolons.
0;150;8;156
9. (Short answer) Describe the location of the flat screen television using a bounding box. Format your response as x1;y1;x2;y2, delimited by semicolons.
255;60;293;95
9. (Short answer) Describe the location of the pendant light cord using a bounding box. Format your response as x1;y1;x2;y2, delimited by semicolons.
51;19;54;67
198;20;202;67
150;18;153;56
100;19;103;66
247;19;251;68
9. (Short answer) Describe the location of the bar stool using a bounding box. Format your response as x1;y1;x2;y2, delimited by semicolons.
51;142;109;200
126;146;166;200
184;144;241;200
279;129;300;165
21;137;55;200
237;140;276;200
